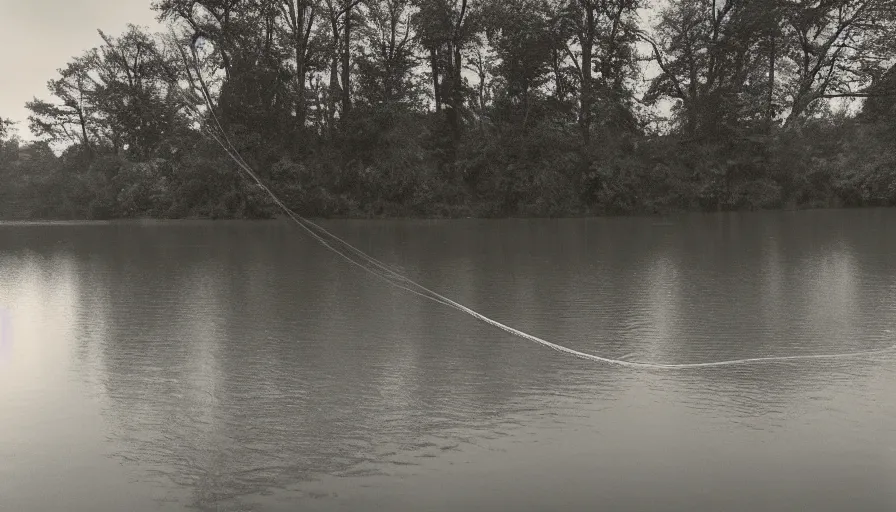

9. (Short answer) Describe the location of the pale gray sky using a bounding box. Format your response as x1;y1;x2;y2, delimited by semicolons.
0;0;162;139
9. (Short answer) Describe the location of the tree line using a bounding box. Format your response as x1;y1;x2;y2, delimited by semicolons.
1;0;895;220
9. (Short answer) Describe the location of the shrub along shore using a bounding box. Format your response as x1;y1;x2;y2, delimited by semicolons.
2;112;893;221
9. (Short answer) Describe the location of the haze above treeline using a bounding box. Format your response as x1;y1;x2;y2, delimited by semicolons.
1;0;894;220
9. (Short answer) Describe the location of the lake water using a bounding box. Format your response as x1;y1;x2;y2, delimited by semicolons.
1;210;895;512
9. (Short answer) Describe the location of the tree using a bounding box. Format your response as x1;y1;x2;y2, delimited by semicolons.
341;0;363;119
464;44;496;127
0;117;13;142
279;0;319;126
860;62;896;127
153;0;244;79
155;0;297;160
321;0;363;128
413;0;478;142
559;0;641;145
483;0;555;129
356;0;420;107
26;54;101;151
92;25;188;159
642;0;770;138
780;0;896;127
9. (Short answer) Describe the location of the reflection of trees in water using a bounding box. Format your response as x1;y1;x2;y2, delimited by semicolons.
637;212;896;429
66;222;622;511
58;216;896;510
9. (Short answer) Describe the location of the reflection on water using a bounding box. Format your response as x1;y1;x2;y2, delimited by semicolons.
1;210;896;512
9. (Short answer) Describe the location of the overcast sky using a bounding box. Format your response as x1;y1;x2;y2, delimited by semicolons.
0;0;162;139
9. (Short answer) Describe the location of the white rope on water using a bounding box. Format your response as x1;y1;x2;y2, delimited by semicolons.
164;38;896;370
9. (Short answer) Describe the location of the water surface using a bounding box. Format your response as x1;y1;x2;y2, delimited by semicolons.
1;210;895;511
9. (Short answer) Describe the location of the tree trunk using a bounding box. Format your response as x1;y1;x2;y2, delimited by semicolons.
478;66;486;114
285;1;310;127
327;12;340;133
785;84;815;129
685;101;698;137
77;108;91;153
580;31;593;147
296;46;306;125
522;83;531;131
450;43;463;141
430;47;441;112
767;32;776;131
552;48;563;103
578;4;596;147
341;3;352;122
385;15;397;103
328;56;339;132
443;43;457;138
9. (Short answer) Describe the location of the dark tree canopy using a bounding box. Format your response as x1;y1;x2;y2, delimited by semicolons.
3;0;896;220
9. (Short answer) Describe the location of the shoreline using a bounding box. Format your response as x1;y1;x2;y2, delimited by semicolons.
2;204;891;224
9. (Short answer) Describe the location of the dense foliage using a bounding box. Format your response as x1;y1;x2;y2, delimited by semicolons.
1;0;895;220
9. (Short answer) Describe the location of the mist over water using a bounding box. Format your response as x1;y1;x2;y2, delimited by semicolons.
1;209;895;512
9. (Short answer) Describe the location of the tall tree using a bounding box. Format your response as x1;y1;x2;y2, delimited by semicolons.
279;0;319;126
860;63;896;124
560;0;640;145
780;0;896;127
483;0;555;129
356;0;420;107
92;25;185;159
26;54;100;151
153;0;244;79
560;0;598;145
155;0;296;145
642;0;769;137
321;0;362;127
413;0;477;141
464;44;496;127
0;117;13;142
342;0;362;119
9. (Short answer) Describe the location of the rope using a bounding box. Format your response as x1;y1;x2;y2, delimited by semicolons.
160;35;896;370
